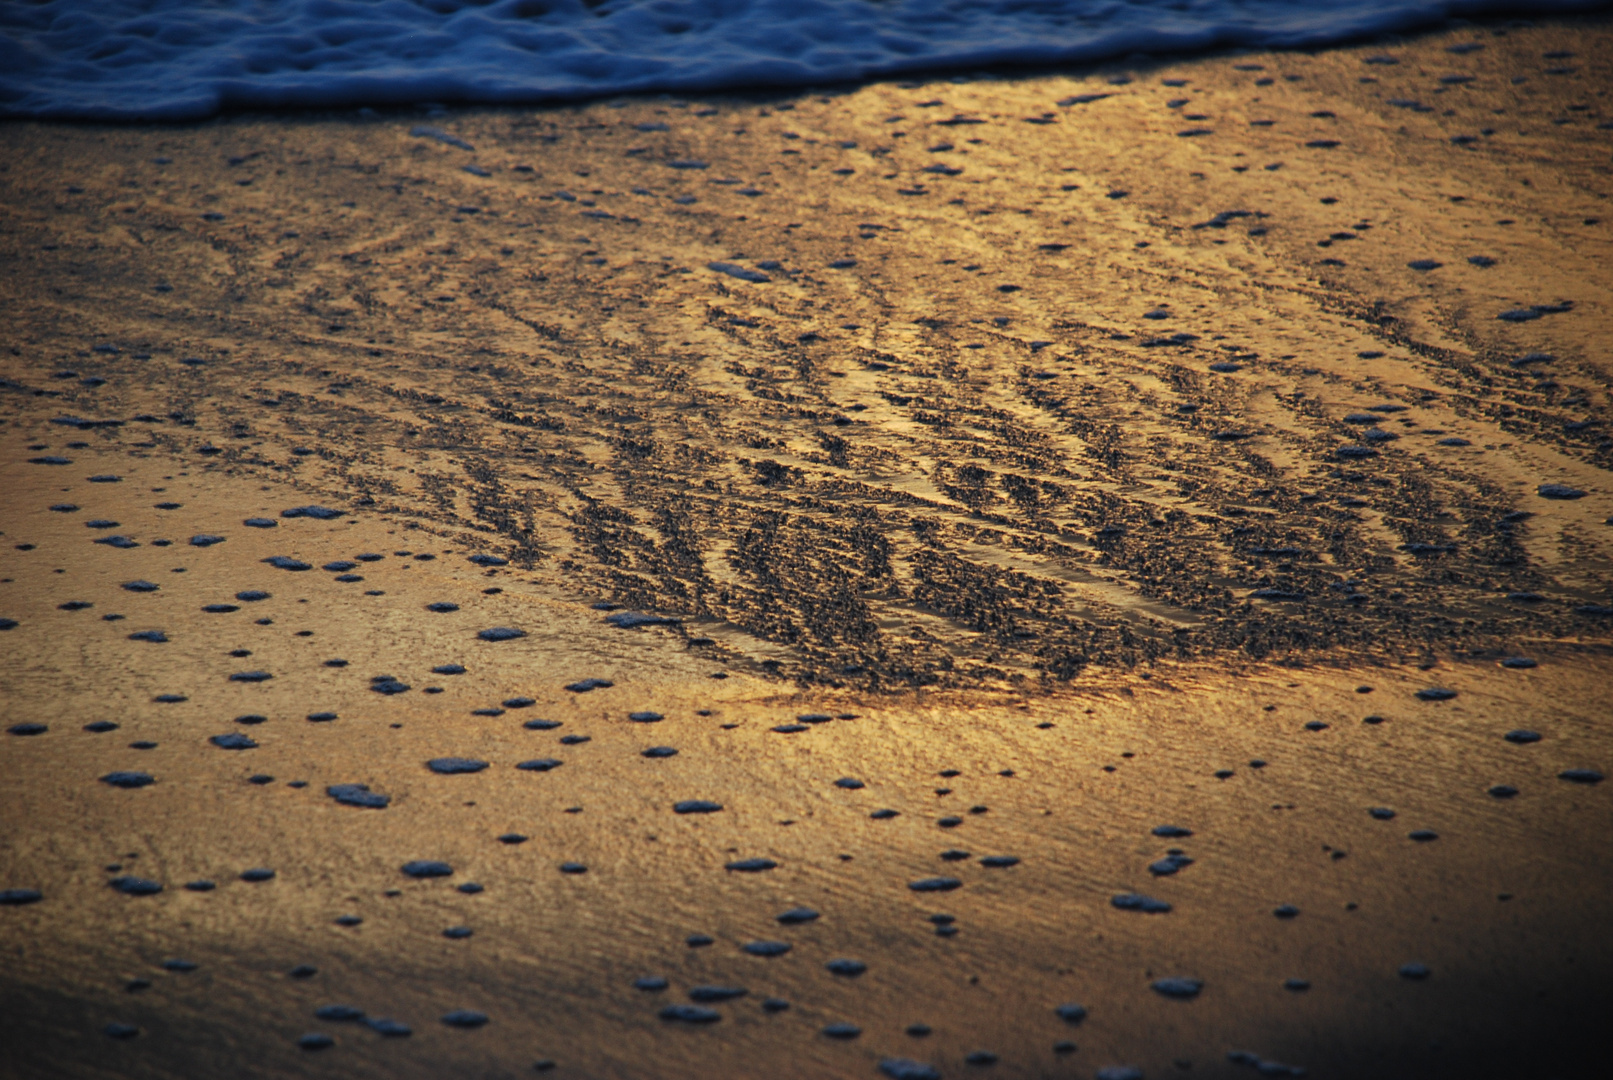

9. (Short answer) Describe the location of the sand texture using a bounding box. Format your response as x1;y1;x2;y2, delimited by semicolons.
2;15;1611;1080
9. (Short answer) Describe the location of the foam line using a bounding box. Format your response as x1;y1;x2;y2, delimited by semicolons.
1;0;1606;120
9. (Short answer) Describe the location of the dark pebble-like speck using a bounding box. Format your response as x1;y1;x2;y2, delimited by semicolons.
880;1059;941;1080
1151;977;1203;999
743;940;792;957
565;678;613;692
315;1005;365;1022
1111;893;1172;913
1538;484;1586;500
909;877;961;892
659;1005;720;1023
109;876;162;896
1149;854;1194;875
725;858;776;871
327;783;389;808
428;757;489;774
478;627;526;641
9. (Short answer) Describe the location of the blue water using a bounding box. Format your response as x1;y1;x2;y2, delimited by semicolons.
1;0;1605;121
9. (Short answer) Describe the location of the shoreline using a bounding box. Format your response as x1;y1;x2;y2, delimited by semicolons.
2;14;1611;1079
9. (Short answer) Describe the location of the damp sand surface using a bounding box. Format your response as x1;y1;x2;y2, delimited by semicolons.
2;16;1612;1080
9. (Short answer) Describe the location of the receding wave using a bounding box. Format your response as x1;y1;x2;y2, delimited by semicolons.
2;0;1607;120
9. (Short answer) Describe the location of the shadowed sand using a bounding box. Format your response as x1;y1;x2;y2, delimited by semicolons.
2;15;1611;1080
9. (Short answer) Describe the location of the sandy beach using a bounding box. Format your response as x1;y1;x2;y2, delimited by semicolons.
2;13;1611;1079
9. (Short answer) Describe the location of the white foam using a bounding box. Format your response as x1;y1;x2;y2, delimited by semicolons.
0;0;1600;120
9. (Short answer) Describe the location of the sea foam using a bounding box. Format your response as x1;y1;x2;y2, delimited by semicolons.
1;0;1604;120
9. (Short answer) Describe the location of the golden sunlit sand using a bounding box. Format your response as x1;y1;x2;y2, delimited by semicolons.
2;14;1611;1080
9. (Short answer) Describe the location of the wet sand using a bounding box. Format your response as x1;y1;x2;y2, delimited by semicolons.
2;14;1612;1080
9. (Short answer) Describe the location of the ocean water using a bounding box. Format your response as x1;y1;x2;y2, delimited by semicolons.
0;0;1605;120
